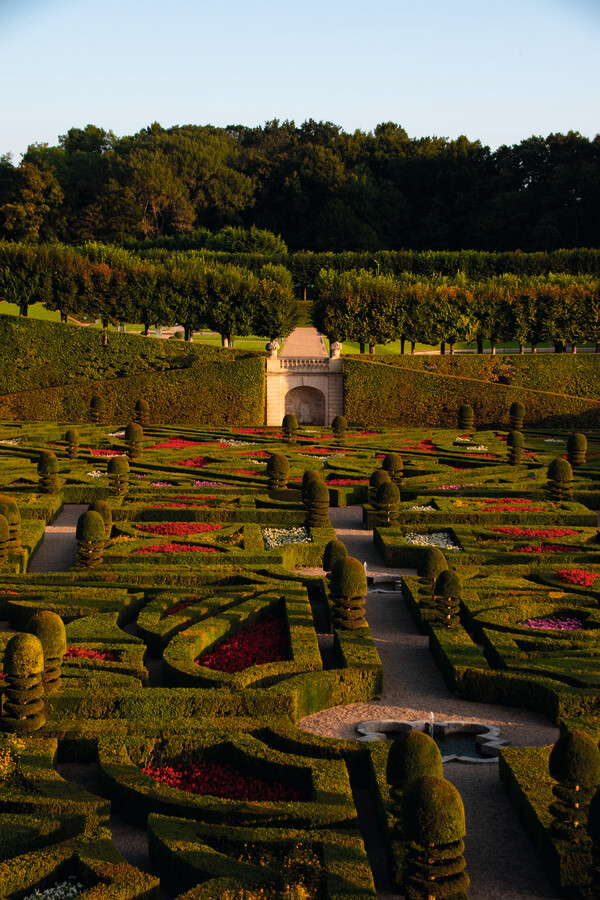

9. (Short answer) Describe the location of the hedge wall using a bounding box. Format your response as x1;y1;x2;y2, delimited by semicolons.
344;356;600;429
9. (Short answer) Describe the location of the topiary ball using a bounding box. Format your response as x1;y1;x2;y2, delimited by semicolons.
65;428;79;444
323;539;347;572
434;569;462;598
510;401;525;420
306;479;329;503
330;557;367;599
548;457;574;483
549;731;600;789
382;453;403;474
332;415;347;432
417;547;448;581
125;422;143;442
282;414;298;432
76;510;106;544
568;433;587;453
107;456;130;475
4;633;45;678
403;775;466;846
27;610;67;659
0;496;19;524
267;453;290;475
90;396;104;410
387;731;443;788
88;499;112;532
507;430;524;448
135;399;150;414
37;451;58;475
376;481;400;505
301;469;322;494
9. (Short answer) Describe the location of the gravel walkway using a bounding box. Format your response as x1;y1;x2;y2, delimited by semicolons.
298;506;561;899
27;503;88;572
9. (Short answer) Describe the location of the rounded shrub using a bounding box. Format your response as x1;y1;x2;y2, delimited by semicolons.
323;539;347;573
374;481;400;527
417;547;448;582
434;569;462;599
125;421;144;461
381;453;403;486
304;478;330;528
458;404;474;430
266;453;290;491
567;433;587;467
76;510;106;568
547;457;574;500
90;395;105;424
89;499;113;542
368;468;391;505
509;401;525;430
27;610;67;693
37;450;59;493
330;557;367;630
282;414;298;443
135;398;150;426
107;455;130;497
549;730;600;841
2;633;46;733
301;469;322;500
0;513;9;566
0;496;21;548
587;787;600;890
65;428;80;460
332;415;348;443
387;731;443;789
433;569;462;627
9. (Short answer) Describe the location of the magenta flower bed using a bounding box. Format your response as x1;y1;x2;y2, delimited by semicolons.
556;568;598;587
137;523;223;536
327;478;368;486
142;759;305;802
197;612;288;672
65;647;120;661
134;543;218;554
520;615;583;631
493;527;579;539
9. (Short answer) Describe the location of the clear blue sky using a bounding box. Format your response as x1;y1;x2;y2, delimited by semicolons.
1;0;598;160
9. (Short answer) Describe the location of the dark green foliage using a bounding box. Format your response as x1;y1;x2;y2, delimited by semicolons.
402;775;469;900
509;401;525;430
27;610;67;693
0;495;21;548
374;481;400;527
417;547;448;582
301;469;322;500
76;510;106;568
90;395;105;424
0;513;8;567
431;569;463;628
387;731;443;789
37;450;60;493
567;433;587;467
303;478;330;528
330;557;367;630
2;633;45;732
88;499;113;542
587;788;600;897
458;404;474;430
65;428;79;460
547;457;574;500
549;731;600;841
124;421;143;460
266;453;290;491
381;452;403;486
332;415;347;444
322;539;347;573
507;430;524;465
282;414;298;443
135;397;150;425
368;468;391;504
107;455;129;496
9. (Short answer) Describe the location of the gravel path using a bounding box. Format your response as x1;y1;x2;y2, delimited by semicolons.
27;503;88;572
298;506;561;899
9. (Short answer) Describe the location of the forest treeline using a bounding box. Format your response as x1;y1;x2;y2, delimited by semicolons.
1;241;599;353
1;121;599;251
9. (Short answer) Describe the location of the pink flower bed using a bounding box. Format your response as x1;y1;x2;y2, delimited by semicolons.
229;470;261;476
520;615;583;631
134;543;218;554
142;759;304;801
492;527;579;539
556;568;598;587
197;612;288;672
65;647;120;661
137;523;223;536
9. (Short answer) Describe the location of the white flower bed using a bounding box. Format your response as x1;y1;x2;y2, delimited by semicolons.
543;438;565;443
465;445;488;451
24;877;83;900
107;430;125;438
0;438;22;445
454;436;471;443
409;505;436;512
262;526;312;549
404;531;462;551
219;439;255;447
86;471;105;479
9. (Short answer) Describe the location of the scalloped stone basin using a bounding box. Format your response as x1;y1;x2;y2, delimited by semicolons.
356;719;509;763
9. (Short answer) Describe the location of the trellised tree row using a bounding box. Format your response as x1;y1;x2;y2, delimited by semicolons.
0;241;297;345
312;268;600;353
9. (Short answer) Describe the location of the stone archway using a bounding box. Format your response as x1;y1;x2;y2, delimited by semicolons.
285;385;326;425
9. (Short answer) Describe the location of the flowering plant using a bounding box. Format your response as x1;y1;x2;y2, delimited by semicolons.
492;527;579;539
556;568;598;587
178;457;210;467
142;758;303;802
520;615;583;631
327;478;368;485
65;647;119;661
90;448;124;457
136;523;223;536
262;527;311;549
512;543;574;554
134;543;218;554
148;439;203;450
198;612;288;671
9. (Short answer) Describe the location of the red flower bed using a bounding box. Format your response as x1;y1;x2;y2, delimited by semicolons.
240;450;271;459
327;478;368;486
493;527;579;539
137;523;223;536
197;612;288;672
0;590;17;594
177;457;210;467
148;439;203;450
512;543;574;554
556;568;598;587
142;759;304;802
134;543;218;554
229;470;261;476
147;503;201;509
166;598;199;616
90;448;125;456
65;647;120;661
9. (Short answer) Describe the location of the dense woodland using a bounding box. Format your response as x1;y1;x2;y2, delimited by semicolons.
1;121;599;251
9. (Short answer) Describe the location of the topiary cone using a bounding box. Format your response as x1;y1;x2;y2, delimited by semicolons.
282;414;298;444
330;557;368;630
107;455;130;497
89;499;113;543
549;730;600;841
507;430;524;465
266;453;290;491
303;477;330;528
135;398;150;426
125;421;144;461
1;633;46;733
417;547;448;583
547;457;574;500
0;513;9;568
27;610;67;693
433;569;462;627
458;404;474;430
323;539;347;573
301;469;322;500
76;510;106;567
37;451;60;494
374;480;400;526
369;468;391;505
567;433;587;467
332;415;348;444
90;395;105;424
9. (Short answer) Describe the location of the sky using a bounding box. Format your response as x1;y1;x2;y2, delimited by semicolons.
0;0;599;161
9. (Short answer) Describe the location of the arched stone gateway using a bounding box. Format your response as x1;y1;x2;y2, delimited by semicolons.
285;385;326;425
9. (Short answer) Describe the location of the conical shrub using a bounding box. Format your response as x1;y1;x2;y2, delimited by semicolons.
282;414;298;444
374;481;400;526
90;395;105;424
332;415;348;444
0;496;21;549
266;453;290;491
549;730;600;841
125;421;143;461
303;478;330;528
88;499;113;543
509;401;525;430
507;430;524;465
381;453;403;486
65;428;79;460
402;775;469;900
37;451;60;493
135;398;150;426
547;457;574;500
567;433;587;467
107;455;130;497
458;404;474;430
369;468;391;505
76;510;106;567
1;633;46;733
330;557;367;630
27;610;67;693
